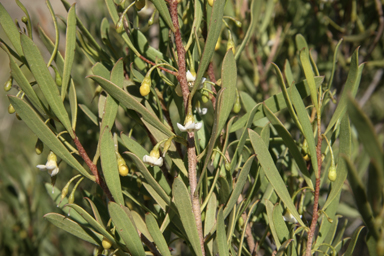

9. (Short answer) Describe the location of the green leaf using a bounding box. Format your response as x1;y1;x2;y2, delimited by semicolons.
325;48;363;134
84;197;104;228
100;59;124;132
265;200;281;248
216;207;229;256
230;77;324;132
0;3;23;57
297;34;318;112
271;63;302;133
20;34;74;138
131;30;167;63
197;51;237;190
66;203;116;244
223;155;255;218
69;81;77;130
248;129;305;226
322;114;350;210
120;133;149;159
45;183;88;226
78;104;98;126
105;0;140;56
87;75;173;137
0;43;47;114
61;4;77;101
172;177;203;256
124;152;171;204
10;97;94;181
342;155;379;240
344;226;365;256
289;80;318;178
235;0;262;60
191;0;225;96
263;104;313;189
347;95;384;175
100;127;124;205
149;0;175;32
44;213;102;246
145;214;172;256
15;0;32;39
185;0;203;51
108;202;146;256
131;211;153;242
204;193;217;255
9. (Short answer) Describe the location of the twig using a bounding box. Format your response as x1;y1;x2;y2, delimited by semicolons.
169;0;205;255
73;133;114;202
169;0;189;110
208;62;217;108
138;55;179;77
305;117;323;256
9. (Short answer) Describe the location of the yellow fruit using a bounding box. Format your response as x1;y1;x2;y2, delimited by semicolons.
215;36;221;51
208;0;214;7
4;77;12;92
140;76;151;96
328;166;337;182
35;139;44;155
119;164;129;176
8;103;15;114
102;237;112;249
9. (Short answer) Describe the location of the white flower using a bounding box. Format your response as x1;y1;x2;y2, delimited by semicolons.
282;211;302;223
143;149;163;167
186;70;206;89
37;151;59;177
177;120;203;132
195;107;207;115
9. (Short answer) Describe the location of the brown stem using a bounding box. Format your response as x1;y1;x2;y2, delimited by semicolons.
208;62;217;108
73;133;114;202
188;134;205;255
169;0;189;110
169;1;204;254
305;117;323;256
138;55;179;77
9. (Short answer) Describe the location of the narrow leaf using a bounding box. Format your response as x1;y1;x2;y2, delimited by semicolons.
145;214;172;256
100;127;124;205
108;202;146;256
0;3;23;56
216;207;229;256
21;34;74;138
249;129;305;226
10;97;94;181
173;177;203;256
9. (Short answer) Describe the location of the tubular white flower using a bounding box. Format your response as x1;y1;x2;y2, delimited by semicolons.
143;155;163;167
186;70;206;89
37;151;59;177
143;147;163;167
177;120;203;132
282;211;302;223
195;107;208;115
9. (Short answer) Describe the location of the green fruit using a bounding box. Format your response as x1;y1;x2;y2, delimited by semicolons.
232;102;241;113
4;77;12;92
21;16;28;23
116;21;124;33
328;166;337;182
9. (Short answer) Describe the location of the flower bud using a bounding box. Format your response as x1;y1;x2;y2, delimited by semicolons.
21;16;28;24
225;162;231;171
208;0;214;7
135;0;146;10
328;166;337;182
137;177;142;188
116;21;124;33
201;89;210;103
232;102;241;113
140;76;151;97
35;139;44;155
116;152;129;176
102;237;112;249
235;21;242;27
215;36;221;51
4;77;13;92
237;216;244;229
8;103;15;114
227;31;236;54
